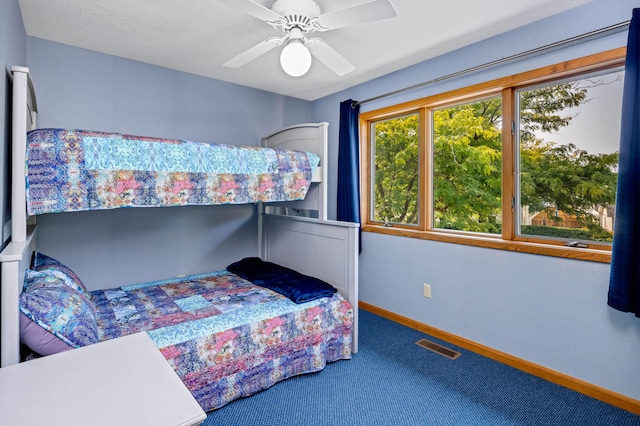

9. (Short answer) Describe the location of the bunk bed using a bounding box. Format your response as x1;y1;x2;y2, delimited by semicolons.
0;66;359;414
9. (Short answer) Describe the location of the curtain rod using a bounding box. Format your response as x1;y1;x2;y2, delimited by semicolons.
354;19;631;107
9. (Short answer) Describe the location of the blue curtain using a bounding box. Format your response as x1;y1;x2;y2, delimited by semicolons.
608;8;640;316
337;99;361;224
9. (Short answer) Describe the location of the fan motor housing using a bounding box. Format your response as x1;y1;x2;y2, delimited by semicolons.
272;0;321;31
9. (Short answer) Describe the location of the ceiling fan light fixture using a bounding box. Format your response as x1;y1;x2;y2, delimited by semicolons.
280;39;312;77
221;0;395;76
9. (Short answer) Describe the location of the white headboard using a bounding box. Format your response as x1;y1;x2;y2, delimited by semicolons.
262;213;359;352
262;122;328;220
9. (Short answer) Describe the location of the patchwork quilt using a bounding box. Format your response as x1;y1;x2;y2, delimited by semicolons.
25;129;320;215
90;271;353;412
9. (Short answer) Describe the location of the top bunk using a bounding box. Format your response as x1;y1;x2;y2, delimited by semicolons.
8;67;328;242
26;128;320;213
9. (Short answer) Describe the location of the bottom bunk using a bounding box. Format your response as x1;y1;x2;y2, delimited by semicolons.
18;254;353;412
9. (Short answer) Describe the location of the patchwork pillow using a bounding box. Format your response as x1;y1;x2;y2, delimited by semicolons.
33;252;88;294
20;269;99;349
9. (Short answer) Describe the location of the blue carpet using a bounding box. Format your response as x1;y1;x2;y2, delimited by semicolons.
203;310;640;425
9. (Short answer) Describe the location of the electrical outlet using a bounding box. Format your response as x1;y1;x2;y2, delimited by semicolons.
423;283;432;298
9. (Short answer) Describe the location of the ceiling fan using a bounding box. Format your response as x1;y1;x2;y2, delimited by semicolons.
219;0;397;77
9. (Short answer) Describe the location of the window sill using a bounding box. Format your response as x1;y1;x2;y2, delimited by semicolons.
362;224;611;263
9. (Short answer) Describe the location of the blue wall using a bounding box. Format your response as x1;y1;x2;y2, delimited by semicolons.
25;38;312;289
1;0;27;248
310;0;640;401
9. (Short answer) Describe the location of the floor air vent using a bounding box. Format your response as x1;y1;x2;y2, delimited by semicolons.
415;338;462;360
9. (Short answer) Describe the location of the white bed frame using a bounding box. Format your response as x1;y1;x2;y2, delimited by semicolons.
0;67;359;368
261;122;328;220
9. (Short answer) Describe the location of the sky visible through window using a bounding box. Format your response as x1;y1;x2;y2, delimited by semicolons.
537;70;624;155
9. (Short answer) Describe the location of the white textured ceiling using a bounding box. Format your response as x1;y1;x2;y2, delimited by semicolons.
18;0;592;101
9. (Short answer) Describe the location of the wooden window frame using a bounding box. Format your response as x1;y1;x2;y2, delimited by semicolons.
360;48;626;263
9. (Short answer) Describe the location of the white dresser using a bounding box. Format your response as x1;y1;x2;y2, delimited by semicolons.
0;332;207;426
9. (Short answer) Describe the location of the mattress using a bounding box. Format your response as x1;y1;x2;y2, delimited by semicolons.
90;271;353;411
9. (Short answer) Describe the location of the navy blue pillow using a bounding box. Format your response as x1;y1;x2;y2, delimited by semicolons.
227;257;337;304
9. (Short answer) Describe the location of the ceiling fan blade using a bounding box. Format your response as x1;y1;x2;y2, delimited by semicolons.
217;0;283;23
315;0;397;30
307;38;355;76
223;37;283;68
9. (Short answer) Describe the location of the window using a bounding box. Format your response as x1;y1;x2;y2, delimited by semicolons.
360;48;626;262
370;113;420;225
516;70;623;248
432;96;502;235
